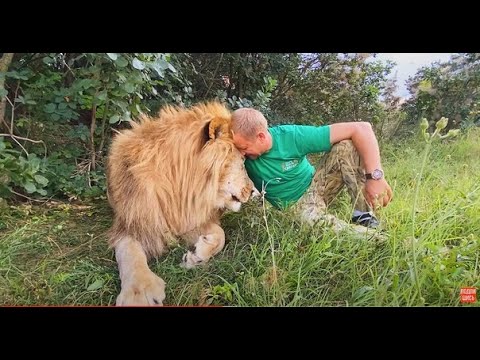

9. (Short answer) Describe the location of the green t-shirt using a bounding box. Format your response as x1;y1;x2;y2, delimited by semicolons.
245;124;331;208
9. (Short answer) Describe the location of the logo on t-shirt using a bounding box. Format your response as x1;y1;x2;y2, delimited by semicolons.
281;159;299;171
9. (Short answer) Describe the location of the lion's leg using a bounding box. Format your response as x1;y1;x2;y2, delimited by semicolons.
114;235;166;306
181;222;225;269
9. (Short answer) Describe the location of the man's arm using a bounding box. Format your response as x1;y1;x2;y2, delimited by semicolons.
329;122;393;208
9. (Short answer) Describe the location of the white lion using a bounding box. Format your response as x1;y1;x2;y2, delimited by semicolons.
106;101;258;305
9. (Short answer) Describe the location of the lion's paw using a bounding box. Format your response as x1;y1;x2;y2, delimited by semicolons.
181;250;204;269
116;271;166;306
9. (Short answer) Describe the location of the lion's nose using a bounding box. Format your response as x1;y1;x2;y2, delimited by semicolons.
250;187;260;198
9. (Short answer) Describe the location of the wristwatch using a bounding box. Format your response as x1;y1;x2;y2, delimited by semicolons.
365;168;384;180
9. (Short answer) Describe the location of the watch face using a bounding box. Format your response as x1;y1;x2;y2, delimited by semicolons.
372;169;384;180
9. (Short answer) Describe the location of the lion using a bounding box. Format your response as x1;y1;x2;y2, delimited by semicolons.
106;101;259;306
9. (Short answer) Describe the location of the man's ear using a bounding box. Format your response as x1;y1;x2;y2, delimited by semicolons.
257;131;266;142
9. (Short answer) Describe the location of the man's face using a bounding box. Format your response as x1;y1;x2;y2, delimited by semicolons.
233;132;264;160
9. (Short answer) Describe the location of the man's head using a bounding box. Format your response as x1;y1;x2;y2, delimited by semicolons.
231;108;272;159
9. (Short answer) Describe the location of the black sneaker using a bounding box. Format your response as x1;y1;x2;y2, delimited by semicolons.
351;212;379;228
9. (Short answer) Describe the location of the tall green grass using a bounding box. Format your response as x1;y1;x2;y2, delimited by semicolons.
1;128;478;306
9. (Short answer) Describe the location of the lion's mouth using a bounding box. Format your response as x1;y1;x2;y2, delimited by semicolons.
231;195;241;203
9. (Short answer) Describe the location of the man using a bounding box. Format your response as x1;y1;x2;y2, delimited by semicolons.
231;107;393;230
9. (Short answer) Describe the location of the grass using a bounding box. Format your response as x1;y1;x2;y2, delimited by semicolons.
1;128;479;306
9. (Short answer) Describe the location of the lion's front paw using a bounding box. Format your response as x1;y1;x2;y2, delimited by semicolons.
116;270;166;306
181;250;204;269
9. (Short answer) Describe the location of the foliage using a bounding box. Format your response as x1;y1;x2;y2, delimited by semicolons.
269;53;395;126
1;53;284;200
2;52;480;201
0;138;49;198
404;53;480;130
1;53;183;200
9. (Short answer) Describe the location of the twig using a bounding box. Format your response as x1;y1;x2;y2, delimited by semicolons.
62;58;76;78
46;235;63;253
11;135;29;156
10;189;51;203
0;115;11;133
0;133;47;157
98;101;109;156
87;161;92;187
89;58;102;171
11;82;20;133
5;95;15;133
204;53;224;98
261;177;282;288
0;53;14;132
2;93;48;157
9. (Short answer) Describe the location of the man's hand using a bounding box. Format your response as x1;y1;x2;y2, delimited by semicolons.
364;178;393;208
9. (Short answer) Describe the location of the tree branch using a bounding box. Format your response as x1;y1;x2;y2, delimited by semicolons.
97;101;109;156
0;53;15;132
0;133;47;157
204;53;224;98
10;189;52;203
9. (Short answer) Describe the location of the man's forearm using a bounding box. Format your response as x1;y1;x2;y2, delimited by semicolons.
329;122;382;172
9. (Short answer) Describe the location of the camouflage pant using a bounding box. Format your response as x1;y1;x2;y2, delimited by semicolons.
295;140;370;226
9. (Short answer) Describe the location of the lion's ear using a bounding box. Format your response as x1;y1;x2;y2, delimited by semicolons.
208;117;231;141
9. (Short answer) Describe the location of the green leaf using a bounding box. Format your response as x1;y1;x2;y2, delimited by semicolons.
51;113;60;121
113;100;128;111
121;111;131;121
97;91;108;101
87;279;104;291
152;59;170;78
5;71;27;80
152;67;164;78
80;79;95;89
124;83;135;93
107;53;119;61
115;56;128;68
44;103;56;113
42;57;54;65
156;59;169;70
132;58;145;70
0;184;12;198
34;175;49;186
109;115;120;124
0;88;7;97
24;182;37;194
37;189;47;196
452;267;465;277
27;154;40;171
167;63;177;73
